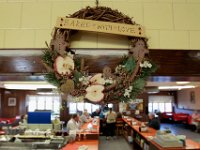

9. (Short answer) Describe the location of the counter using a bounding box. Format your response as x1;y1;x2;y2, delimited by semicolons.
123;117;200;150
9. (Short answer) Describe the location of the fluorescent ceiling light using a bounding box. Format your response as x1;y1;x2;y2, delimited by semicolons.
2;81;56;90
0;49;128;57
37;92;55;95
176;81;190;85
158;85;195;90
75;49;128;56
0;50;42;57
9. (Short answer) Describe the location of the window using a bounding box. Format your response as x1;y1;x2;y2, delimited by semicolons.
69;103;77;114
77;102;84;112
68;102;100;114
108;103;113;108
85;103;92;113
165;103;172;112
92;104;100;112
148;96;173;113
27;95;61;115
159;103;165;112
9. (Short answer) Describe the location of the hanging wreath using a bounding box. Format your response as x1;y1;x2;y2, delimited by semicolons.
42;6;157;103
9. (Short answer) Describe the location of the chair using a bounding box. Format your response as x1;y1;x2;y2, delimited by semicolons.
0;130;5;135
115;120;124;136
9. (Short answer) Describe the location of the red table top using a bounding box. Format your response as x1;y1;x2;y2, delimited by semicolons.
62;140;99;150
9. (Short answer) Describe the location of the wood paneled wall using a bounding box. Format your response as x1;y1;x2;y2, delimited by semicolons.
0;89;35;118
1;50;200;76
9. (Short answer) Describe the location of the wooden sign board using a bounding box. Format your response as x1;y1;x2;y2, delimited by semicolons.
56;17;145;38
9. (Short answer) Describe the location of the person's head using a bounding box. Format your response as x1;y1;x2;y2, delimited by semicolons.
24;114;28;119
71;114;79;122
148;113;155;120
21;115;25;120
55;116;60;120
95;109;100;113
109;108;113;112
117;112;122;118
21;114;28;120
83;109;89;116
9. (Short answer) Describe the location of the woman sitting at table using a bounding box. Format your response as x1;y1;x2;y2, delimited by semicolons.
66;114;81;133
19;114;28;129
147;113;160;130
80;109;92;124
52;116;61;130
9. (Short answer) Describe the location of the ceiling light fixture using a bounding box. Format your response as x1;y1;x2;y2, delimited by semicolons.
158;85;195;90
176;81;190;85
75;49;128;56
3;82;56;90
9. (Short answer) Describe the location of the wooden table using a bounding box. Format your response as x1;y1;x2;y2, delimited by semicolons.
77;119;100;140
62;140;98;150
63;119;100;150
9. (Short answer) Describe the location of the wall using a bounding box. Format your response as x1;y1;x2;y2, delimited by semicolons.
177;87;200;111
0;89;35;118
0;0;200;50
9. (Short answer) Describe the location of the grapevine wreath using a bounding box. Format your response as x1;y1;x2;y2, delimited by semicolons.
42;6;157;104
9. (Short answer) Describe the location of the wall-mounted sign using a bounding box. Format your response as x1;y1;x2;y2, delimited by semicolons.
56;17;145;38
8;97;16;106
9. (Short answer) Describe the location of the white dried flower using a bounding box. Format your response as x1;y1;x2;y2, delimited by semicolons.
129;86;133;91
79;76;89;85
140;61;152;68
105;79;113;84
79;77;83;82
124;91;130;98
67;52;74;59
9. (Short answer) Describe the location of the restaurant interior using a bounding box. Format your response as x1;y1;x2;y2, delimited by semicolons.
0;0;200;150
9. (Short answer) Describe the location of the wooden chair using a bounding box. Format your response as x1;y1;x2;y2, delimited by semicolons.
115;120;124;136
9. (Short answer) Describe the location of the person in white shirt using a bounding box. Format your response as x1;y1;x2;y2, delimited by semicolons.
66;114;80;133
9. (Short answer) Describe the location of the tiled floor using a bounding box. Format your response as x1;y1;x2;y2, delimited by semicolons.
99;136;132;150
99;123;200;150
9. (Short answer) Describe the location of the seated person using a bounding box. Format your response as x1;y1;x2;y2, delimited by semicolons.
52;116;61;130
19;114;28;129
66;114;80;133
80;109;92;123
147;113;160;130
91;109;100;118
191;111;200;132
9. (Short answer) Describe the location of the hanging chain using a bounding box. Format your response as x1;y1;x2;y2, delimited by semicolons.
96;0;99;7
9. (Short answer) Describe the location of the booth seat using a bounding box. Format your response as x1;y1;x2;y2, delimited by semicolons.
0;130;5;135
172;113;189;124
160;112;192;125
160;112;174;120
0;117;19;135
0;117;16;124
0;117;21;128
